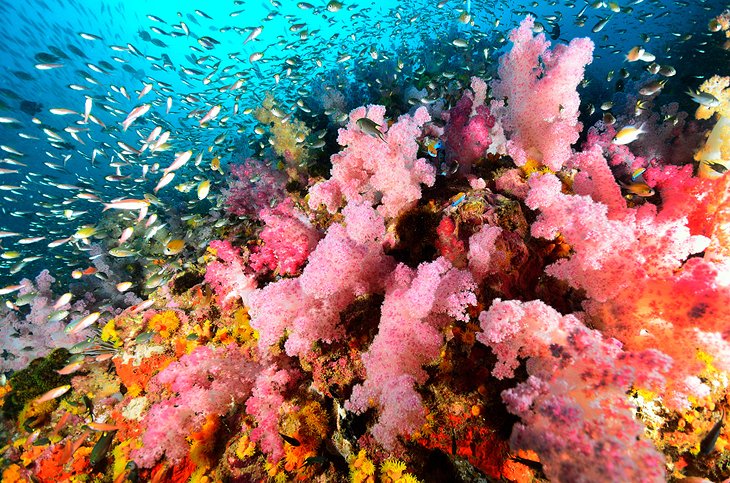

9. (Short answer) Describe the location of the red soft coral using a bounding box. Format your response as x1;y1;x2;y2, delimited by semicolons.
435;216;467;267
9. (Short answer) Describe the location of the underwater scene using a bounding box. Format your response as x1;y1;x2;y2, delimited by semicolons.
1;0;730;481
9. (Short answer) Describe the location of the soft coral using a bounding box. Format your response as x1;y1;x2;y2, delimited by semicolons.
346;257;476;450
249;199;321;276
308;105;435;218
477;298;670;482
491;16;593;171
248;202;395;358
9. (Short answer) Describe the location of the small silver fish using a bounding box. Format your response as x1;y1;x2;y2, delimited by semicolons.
592;16;611;33
687;88;721;108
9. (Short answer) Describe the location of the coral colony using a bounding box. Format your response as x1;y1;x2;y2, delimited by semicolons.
3;15;730;483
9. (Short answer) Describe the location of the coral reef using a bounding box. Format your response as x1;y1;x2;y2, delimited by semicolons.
443;77;497;174
1;15;729;483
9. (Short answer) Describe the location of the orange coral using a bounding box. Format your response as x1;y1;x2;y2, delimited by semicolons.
34;442;93;482
349;449;376;483
213;308;256;346
173;336;200;357
147;311;181;338
282;431;317;476
500;450;539;483
146;457;196;483
417;398;510;479
1;464;29;483
109;407;144;441
114;353;174;395
189;414;220;468
277;401;330;479
0;382;11;407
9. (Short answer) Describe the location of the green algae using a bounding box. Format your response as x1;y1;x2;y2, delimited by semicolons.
3;348;72;420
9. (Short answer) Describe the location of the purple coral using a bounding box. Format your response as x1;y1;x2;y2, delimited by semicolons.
0;270;88;372
222;158;287;217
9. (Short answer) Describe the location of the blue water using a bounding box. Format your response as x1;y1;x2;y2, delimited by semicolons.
0;0;726;291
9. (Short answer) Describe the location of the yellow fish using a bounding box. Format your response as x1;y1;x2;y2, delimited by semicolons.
613;124;645;145
116;281;133;292
197;180;211;200
164;239;185;256
73;226;97;240
620;181;655;197
1;251;21;259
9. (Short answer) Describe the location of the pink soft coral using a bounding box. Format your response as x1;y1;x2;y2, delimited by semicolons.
346;257;476;450
308;105;435;218
248;202;395;357
477;299;670;482
443;77;496;174
491;16;593;171
467;224;503;283
245;364;295;462
524;152;730;409
525;173;637;301
525;172;709;302
133;344;258;468
569;143;628;216
249;199;321;276
204;240;257;309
